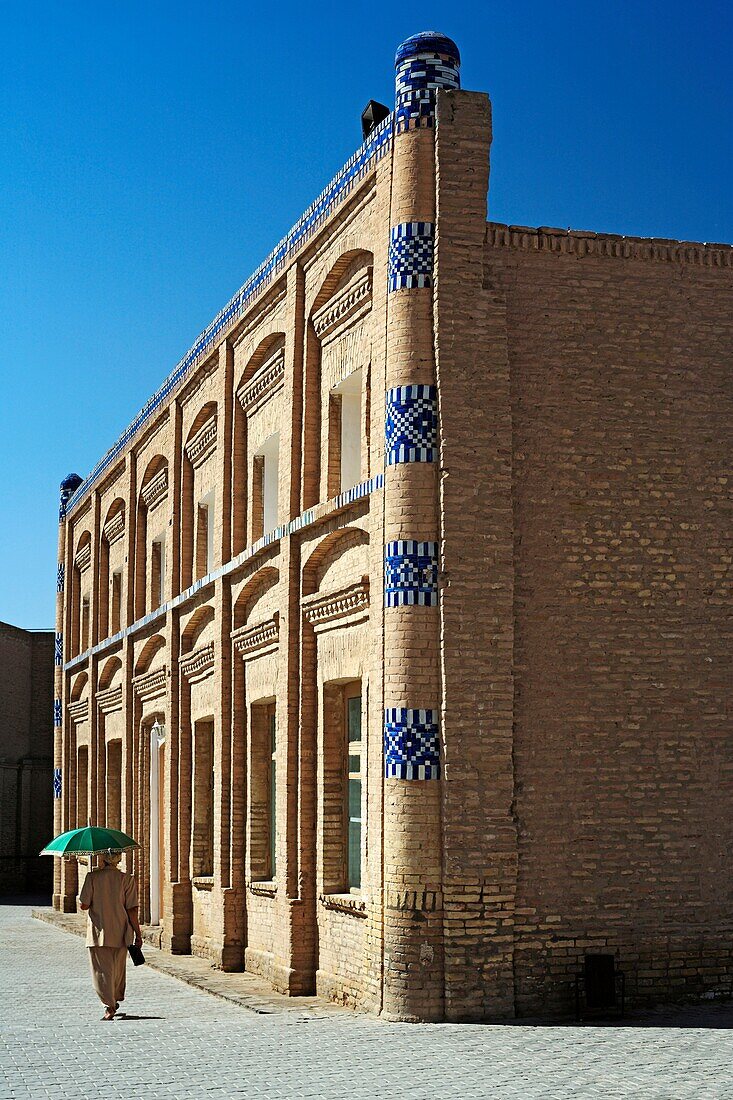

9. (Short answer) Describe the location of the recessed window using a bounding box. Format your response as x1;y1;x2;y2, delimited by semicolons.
110;571;122;633
322;679;363;894
346;690;362;890
151;537;165;609
195;493;214;580
253;434;280;539
81;597;90;652
249;701;276;882
192;719;214;877
331;371;362;494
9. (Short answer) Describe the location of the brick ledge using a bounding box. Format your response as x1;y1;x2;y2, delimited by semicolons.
486;221;732;266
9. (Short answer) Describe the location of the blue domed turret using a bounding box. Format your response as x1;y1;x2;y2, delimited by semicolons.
60;473;83;494
394;31;461;133
58;472;83;521
394;32;460;69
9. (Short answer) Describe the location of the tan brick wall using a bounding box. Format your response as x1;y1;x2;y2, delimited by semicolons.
0;623;54;894
488;225;733;1015
435;90;518;1021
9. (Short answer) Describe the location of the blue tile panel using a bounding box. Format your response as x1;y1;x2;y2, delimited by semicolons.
54;633;63;667
388;222;434;292
53;768;62;799
385;540;438;607
53;699;62;728
64;117;394;519
384;708;440;780
394;50;460;134
56;563;65;593
64;474;384;672
385;384;437;464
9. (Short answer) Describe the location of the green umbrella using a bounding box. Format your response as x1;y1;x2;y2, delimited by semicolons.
40;825;140;858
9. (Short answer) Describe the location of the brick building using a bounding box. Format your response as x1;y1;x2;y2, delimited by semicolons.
0;622;54;895
52;33;732;1020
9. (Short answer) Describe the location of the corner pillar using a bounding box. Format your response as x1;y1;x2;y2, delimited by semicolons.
381;31;461;1022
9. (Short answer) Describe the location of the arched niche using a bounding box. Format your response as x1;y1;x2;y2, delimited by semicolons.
302;527;369;597
103;497;125;528
310;249;374;319
99;498;126;640
71;531;93;656
233;335;287;555
186;401;218;447
182;403;218;590
304;250;373;508
237;332;286;395
180;604;215;655
233;567;280;631
70;671;88;702
135;455;170;620
98;655;122;691
135;634;166;676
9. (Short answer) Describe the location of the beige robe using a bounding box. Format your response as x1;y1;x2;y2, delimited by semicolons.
79;866;138;1009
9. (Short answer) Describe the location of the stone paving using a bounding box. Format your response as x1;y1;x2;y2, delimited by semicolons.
1;903;732;1099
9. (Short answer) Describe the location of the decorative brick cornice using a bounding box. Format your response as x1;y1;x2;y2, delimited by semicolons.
303;580;370;631
102;511;125;546
74;543;91;573
236;347;285;415
179;641;215;682
312;268;373;341
185;415;217;468
141;467;168;512
485;222;733;267
132;666;167;702
231;615;279;660
97;684;123;714
68;699;89;724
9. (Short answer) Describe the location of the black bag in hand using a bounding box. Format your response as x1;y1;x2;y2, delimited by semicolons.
128;943;145;966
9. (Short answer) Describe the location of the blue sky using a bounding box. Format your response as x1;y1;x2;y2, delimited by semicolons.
1;1;730;628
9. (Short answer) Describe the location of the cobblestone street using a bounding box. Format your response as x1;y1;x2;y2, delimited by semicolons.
1;904;731;1100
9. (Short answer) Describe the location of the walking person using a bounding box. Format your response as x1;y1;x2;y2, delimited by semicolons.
78;850;142;1020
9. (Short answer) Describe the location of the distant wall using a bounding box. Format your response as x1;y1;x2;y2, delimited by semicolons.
0;622;54;895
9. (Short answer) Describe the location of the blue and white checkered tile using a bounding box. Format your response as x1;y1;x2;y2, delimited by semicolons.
385;540;438;606
385;384;438;464
394;53;460;133
56;563;65;593
53;699;62;728
384;708;440;779
54;633;63;666
53;767;62;799
388;222;434;292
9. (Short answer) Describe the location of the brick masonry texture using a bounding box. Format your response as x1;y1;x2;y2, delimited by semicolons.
52;36;732;1022
0;622;54;894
